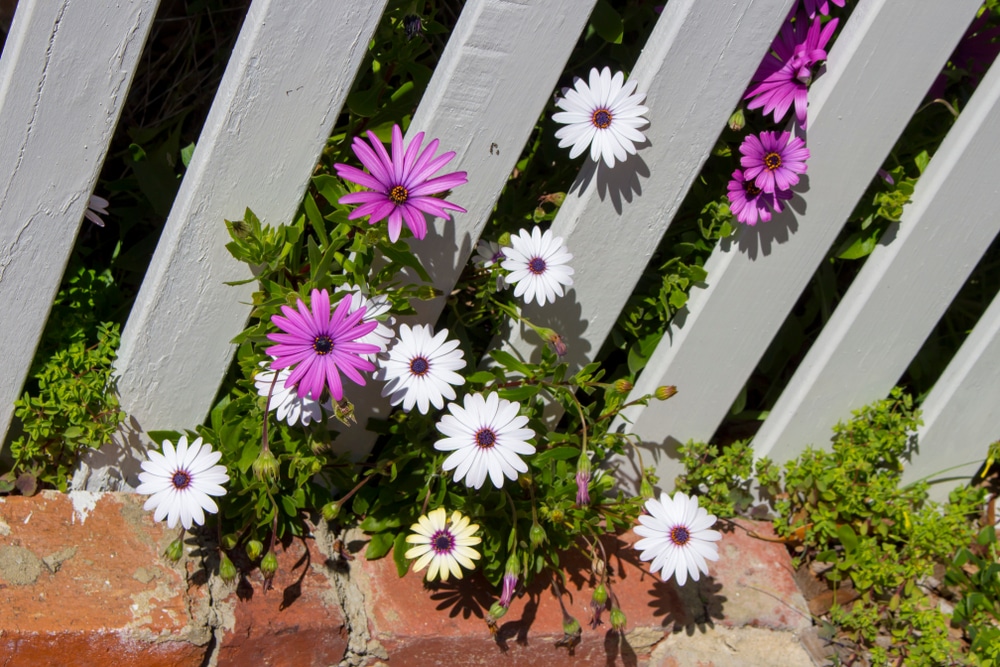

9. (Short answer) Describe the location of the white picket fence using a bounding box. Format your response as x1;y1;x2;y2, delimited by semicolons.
1;0;998;501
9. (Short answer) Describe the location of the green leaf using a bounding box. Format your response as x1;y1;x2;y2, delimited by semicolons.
366;532;395;560
465;370;497;384
591;0;624;44
532;446;581;465
180;142;196;168
489;350;532;376
392;532;411;577
359;515;401;532
498;384;541;401
834;230;879;260
837;524;859;553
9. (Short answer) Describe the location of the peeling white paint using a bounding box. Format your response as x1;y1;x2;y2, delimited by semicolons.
69;490;99;525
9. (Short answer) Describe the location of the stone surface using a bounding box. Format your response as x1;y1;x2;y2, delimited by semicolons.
0;492;209;667
354;520;809;666
215;534;348;667
647;625;815;667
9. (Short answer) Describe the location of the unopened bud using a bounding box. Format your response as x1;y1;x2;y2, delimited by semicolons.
164;538;183;562
322;501;341;522
260;551;279;580
592;583;608;607
489;601;508;621
640;478;655;500
252;449;280;483
547;332;568;358
529;521;546;548
246;539;264;562
334;399;356;426
221;533;239;550
219;552;238;582
498;231;511;247
402;14;422;40
655;385;677;401
728;106;746;132
614;378;633;394
610;607;627;633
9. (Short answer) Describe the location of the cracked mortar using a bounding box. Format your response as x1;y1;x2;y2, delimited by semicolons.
313;521;388;667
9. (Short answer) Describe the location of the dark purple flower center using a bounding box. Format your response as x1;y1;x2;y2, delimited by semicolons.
389;185;409;205
432;530;455;554
528;257;547;275
475;428;497;449
742;180;762;198
409;356;430;376
592;108;613;129
763;151;783;171
172;470;192;490
313;335;334;355
670;525;691;546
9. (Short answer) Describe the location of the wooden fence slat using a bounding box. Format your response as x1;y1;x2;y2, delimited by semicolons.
753;56;1000;463
500;0;796;371
903;291;1000;501
612;0;983;490
112;0;388;443
335;0;598;452
0;0;159;449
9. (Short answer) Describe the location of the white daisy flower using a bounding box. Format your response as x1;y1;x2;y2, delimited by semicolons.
473;239;504;268
552;66;649;168
404;507;482;582
434;392;535;489
85;195;109;227
634;491;722;586
137;436;229;530
501;227;574;306
254;360;326;426
335;284;395;359
375;324;466;414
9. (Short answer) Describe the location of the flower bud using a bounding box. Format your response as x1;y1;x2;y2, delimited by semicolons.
547;332;568;358
591;583;608;607
614;378;633;394
164;538;183;562
246;539;264;562
575;453;592;507
728;106;746;132
639;477;655;500
322;501;341;522
402;14;422;40
498;231;511;247
529;521;546;548
655;385;677;401
220;533;239;550
219;552;238;582
333;399;356;426
489;601;508;621
500;553;519;607
610;607;627;633
260;551;279;581
252;449;280;483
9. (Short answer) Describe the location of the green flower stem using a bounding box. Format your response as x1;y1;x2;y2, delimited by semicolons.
490;297;555;344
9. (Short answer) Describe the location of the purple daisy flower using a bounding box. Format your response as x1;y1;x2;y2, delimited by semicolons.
799;0;845;18
266;288;381;402
727;169;793;226
739;131;810;194
334;124;468;243
744;14;838;128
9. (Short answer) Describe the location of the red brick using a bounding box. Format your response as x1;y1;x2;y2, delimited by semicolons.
0;492;209;667
215;535;348;667
355;520;807;666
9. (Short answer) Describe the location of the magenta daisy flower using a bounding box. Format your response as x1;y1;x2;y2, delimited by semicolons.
334;124;468;243
266;288;381;402
799;0;844;18
744;14;838;128
726;169;793;226
739;131;809;194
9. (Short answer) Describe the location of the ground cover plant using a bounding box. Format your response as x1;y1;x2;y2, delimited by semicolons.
3;0;1000;662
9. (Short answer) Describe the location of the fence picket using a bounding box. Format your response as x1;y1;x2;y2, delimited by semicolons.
753;55;1000;464
335;0;598;453
612;0;983;490
0;0;158;449
112;0;387;442
903;290;1000;501
500;0;795;372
